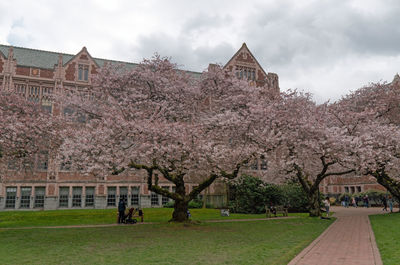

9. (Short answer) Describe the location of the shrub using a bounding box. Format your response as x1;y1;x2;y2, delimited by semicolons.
228;175;309;214
188;199;203;209
163;201;174;208
228;175;270;214
279;183;309;212
162;199;203;209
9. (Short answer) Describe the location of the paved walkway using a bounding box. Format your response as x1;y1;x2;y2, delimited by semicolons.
288;206;392;265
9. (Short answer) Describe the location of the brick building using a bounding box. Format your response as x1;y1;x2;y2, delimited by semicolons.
1;42;391;211
0;43;279;210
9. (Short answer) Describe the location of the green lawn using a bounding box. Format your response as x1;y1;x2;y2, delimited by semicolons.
0;208;308;228
370;213;400;265
0;218;332;265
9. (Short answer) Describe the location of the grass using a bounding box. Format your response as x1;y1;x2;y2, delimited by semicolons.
0;217;333;265
0;208;308;228
370;213;400;265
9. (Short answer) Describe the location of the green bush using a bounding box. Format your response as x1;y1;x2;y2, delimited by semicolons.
162;199;203;209
188;199;203;209
279;183;309;212
229;175;271;214
163;201;174;208
228;175;309;214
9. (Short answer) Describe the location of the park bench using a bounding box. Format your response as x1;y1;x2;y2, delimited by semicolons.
265;205;288;218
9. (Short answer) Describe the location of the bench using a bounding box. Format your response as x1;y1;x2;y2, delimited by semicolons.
265;205;288;218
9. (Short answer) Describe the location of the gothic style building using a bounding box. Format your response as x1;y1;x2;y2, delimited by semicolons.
0;43;279;210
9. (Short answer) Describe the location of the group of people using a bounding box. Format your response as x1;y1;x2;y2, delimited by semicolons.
341;195;371;208
322;194;396;218
381;195;395;213
118;199;142;224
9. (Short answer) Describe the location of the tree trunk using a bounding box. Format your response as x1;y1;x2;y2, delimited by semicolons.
374;172;400;212
171;199;189;222
307;189;321;217
170;180;189;222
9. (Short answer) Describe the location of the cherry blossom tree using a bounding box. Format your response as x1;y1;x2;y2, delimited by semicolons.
0;89;59;178
55;57;276;222
333;82;400;206
261;92;355;217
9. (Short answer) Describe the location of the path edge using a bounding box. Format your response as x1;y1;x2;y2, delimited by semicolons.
287;218;337;265
366;216;383;265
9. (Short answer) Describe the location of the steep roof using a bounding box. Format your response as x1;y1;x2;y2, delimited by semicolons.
0;44;138;70
0;44;203;78
223;43;268;76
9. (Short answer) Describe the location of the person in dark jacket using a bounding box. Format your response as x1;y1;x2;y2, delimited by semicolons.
118;199;126;224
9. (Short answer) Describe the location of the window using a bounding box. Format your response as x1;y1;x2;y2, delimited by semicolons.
59;187;69;207
20;187;32;208
357;186;362;193
72;187;82;207
60;156;72;171
28;85;40;102
350;186;355;194
131;187;139;206
78;64;89;81
161;186;170;205
260;160;268;171
37;151;49;171
5;187;17;208
119;187;128;203
107;187;116;206
22;157;34;171
344;186;349;193
34;187;45;208
85;187;95;207
15;83;26;95
7;159;19;170
250;161;258;170
151;192;159;206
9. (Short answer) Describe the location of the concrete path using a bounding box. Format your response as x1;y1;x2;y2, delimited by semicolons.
288;206;391;265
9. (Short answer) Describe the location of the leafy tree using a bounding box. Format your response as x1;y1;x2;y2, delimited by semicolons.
333;82;400;209
0;89;59;177
258;92;354;216
54;57;277;222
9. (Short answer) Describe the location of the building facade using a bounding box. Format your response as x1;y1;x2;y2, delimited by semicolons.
1;42;391;211
0;43;279;210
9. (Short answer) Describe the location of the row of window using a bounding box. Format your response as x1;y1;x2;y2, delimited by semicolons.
249;159;268;171
5;187;45;209
7;151;49;171
235;66;256;81
14;84;53;112
4;186;178;208
344;186;362;194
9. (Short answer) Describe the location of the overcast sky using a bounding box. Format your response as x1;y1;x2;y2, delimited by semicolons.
1;0;400;102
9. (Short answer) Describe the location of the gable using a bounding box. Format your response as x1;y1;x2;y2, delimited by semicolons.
223;43;268;77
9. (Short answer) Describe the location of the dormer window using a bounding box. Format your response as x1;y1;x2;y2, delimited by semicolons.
78;64;89;81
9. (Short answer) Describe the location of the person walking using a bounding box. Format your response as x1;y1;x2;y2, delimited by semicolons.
382;196;388;211
323;197;330;217
352;197;357;208
118;198;126;224
364;195;369;208
344;195;349;208
388;195;394;213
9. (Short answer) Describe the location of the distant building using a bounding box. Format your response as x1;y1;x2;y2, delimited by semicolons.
0;43;278;210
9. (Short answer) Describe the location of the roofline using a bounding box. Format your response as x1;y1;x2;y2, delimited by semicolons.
0;43;139;69
223;43;268;77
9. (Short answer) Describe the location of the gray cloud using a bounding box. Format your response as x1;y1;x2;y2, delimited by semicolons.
0;0;399;102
